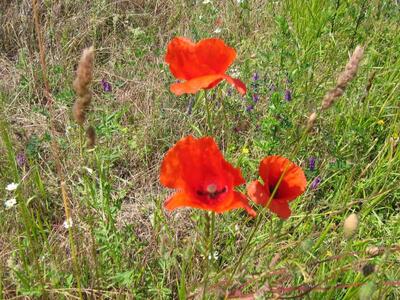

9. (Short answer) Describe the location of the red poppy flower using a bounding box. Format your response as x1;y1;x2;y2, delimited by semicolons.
165;37;246;96
160;136;256;216
247;156;306;219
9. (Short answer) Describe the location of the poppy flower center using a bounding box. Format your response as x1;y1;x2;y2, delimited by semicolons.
268;183;282;198
206;184;217;193
197;184;228;200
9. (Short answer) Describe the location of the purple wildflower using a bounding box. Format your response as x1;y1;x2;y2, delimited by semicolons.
246;105;254;112
101;79;112;92
310;176;321;190
252;72;259;81
252;94;259;103
227;88;233;96
284;89;292;101
16;152;27;168
309;157;316;171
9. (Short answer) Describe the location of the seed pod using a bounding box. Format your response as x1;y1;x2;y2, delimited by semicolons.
344;213;359;238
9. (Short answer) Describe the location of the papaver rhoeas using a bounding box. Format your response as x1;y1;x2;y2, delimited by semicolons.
247;156;306;219
160;136;256;216
165;37;246;96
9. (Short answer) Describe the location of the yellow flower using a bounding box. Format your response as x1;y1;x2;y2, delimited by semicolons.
241;147;249;154
377;120;385;126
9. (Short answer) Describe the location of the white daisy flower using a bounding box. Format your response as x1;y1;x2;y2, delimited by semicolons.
4;198;17;209
5;183;18;192
63;218;73;229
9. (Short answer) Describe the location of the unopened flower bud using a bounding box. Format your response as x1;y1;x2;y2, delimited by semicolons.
344;213;359;238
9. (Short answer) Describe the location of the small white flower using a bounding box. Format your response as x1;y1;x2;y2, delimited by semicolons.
231;67;241;77
213;251;219;260
202;0;212;3
4;198;17;209
63;218;73;229
208;251;219;261
5;183;18;192
236;0;244;3
214;27;222;34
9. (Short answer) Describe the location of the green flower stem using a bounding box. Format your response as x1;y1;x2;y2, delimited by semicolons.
223;131;309;298
202;211;216;300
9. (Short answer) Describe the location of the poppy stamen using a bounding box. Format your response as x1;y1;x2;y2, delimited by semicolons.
196;186;227;199
207;184;217;194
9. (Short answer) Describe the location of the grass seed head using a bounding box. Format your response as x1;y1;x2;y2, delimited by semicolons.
72;46;95;125
322;46;364;110
366;246;382;257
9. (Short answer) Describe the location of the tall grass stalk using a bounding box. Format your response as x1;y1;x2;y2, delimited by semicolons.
31;0;83;298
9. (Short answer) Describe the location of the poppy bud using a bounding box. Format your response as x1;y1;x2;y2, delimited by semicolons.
306;112;317;132
344;213;359;238
366;246;381;257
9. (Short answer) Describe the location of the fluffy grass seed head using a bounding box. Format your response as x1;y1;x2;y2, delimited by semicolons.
72;46;95;125
322;46;364;110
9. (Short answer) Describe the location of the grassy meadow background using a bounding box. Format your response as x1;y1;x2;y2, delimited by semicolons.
1;0;399;298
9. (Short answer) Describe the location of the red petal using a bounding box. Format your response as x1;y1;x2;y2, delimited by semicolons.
164;192;191;211
170;74;224;96
222;75;247;95
165;37;203;80
164;191;255;216
229;191;257;217
247;181;291;219
247;180;270;206
268;199;291;219
170;74;246;96
195;38;236;75
160;136;243;190
221;159;245;187
165;37;236;80
258;156;306;202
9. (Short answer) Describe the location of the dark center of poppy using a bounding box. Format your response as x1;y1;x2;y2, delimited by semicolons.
268;183;281;198
196;184;228;200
